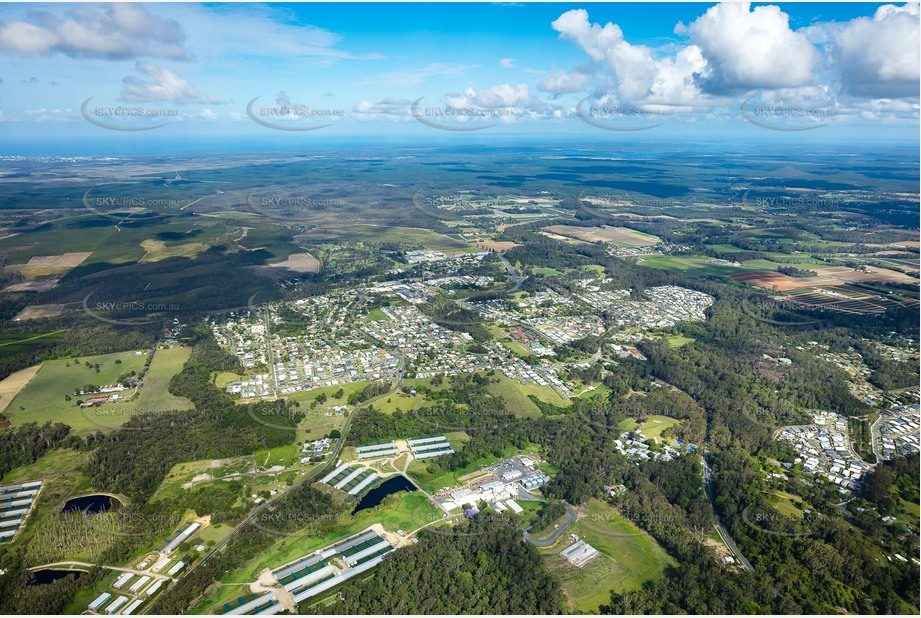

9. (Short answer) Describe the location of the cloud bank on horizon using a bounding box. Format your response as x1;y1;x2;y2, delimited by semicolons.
0;2;917;137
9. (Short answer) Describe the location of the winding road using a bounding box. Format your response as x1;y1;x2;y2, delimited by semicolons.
522;503;578;547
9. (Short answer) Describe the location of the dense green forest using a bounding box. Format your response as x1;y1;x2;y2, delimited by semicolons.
311;515;563;614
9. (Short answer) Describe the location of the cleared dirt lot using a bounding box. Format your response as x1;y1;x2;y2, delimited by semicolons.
13;303;74;321
544;225;660;246
474;241;520;252
24;252;93;268
2;279;59;293
729;266;917;291
6;252;93;279
267;252;321;274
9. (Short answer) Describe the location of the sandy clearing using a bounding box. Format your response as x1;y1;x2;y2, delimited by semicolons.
2;279;59;292
24;252;93;268
545;225;660;246
13;303;74;321
474;241;520;252
0;364;42;414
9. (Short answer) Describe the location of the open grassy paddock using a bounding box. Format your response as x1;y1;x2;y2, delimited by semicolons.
540;499;674;613
7;350;150;433
617;414;681;441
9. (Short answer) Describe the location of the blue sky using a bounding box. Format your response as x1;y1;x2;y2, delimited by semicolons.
0;2;917;146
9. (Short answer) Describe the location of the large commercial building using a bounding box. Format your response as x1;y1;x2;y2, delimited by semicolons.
408;435;454;459
323;465;379;496
164;522;201;554
224;529;395;616
560;539;599;568
355;442;399;459
0;480;42;543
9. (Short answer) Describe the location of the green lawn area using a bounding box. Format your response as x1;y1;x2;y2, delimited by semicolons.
541;499;674;613
618;414;681;441
532;267;562;276
664;334;695;348
0;448;95;513
500;339;534;358
770;490;806;518
7;350;150;433
580;264;606;273
362;307;389;321
252;443;301;468
135;346;194;413
151;456;252;502
214;371;242;388
895;498;920;527
372;390;437;415
191;522;233;547
284;380;374;407
576;383;612;401
150;449;321;504
0;448;99;553
486;374;569;418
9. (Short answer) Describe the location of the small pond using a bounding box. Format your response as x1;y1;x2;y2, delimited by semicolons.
61;494;120;515
352;475;416;514
30;569;85;586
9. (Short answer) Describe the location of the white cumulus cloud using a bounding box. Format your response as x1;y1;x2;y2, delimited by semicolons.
444;83;547;112
832;3;920;98
685;2;816;92
118;62;221;104
0;4;189;60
